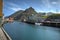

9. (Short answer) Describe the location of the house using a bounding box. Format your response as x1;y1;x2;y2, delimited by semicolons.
0;0;3;25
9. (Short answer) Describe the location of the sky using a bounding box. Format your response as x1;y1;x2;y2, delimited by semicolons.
3;0;60;16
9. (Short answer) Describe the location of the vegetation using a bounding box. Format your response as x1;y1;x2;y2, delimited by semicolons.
44;14;60;21
47;14;60;19
41;16;48;19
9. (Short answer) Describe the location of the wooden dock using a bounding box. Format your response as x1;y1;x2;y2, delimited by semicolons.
42;21;60;28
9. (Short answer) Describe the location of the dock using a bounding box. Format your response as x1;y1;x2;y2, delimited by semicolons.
42;21;60;28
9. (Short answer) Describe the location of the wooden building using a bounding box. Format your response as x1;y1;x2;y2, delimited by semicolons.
0;0;3;17
0;0;3;26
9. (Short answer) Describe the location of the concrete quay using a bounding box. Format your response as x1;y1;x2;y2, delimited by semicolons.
0;28;7;40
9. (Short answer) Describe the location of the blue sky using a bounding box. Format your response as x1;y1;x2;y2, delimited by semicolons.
3;0;60;16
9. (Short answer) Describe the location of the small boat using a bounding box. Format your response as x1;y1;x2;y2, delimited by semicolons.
35;23;42;25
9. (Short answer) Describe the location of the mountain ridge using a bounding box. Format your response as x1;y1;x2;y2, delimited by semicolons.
8;7;37;21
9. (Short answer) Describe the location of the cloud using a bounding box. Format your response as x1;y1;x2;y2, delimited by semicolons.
51;0;60;10
10;7;22;11
7;2;20;8
6;2;24;11
42;0;60;12
23;2;28;6
42;0;52;9
51;2;57;4
58;0;60;7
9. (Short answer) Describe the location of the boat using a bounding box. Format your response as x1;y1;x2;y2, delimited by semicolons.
35;23;42;25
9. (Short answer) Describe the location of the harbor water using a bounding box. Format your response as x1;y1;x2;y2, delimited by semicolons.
3;21;60;40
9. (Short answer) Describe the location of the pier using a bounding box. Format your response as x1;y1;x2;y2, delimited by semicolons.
42;21;60;28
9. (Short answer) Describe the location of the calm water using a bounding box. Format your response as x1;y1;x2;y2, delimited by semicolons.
3;21;60;40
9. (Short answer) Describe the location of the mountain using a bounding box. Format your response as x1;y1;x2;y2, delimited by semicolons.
15;7;37;21
24;7;37;15
7;7;46;23
8;7;37;22
20;7;37;17
8;10;24;18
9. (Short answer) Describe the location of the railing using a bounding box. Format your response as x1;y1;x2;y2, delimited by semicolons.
0;17;12;40
1;27;12;40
